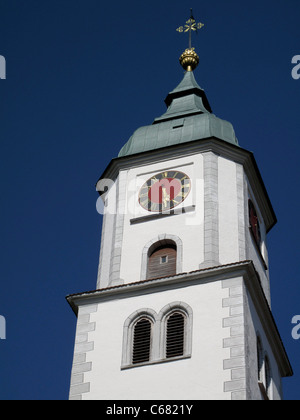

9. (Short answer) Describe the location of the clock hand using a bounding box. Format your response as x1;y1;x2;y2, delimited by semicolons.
162;187;170;208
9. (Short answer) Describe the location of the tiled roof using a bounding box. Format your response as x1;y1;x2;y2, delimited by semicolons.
66;260;252;299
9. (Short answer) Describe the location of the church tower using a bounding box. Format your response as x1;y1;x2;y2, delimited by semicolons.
67;13;292;400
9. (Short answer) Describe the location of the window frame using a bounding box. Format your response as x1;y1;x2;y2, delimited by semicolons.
140;235;183;281
121;309;157;369
248;199;262;247
257;336;264;383
264;355;273;400
160;255;168;264
248;199;268;270
121;302;193;370
147;243;177;280
257;334;273;400
165;311;187;359
132;317;153;365
159;303;193;362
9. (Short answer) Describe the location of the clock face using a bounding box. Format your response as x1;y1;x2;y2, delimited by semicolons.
138;170;191;212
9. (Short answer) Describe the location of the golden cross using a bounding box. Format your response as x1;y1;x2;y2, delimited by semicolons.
176;9;204;49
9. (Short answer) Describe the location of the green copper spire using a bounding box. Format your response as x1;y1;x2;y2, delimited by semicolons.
118;69;238;158
153;71;212;123
118;15;238;158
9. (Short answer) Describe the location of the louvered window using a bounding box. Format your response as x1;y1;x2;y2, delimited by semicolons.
257;337;264;382
122;304;192;369
132;318;152;364
166;312;185;359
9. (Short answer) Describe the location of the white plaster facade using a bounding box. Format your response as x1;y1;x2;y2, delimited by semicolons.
68;136;292;400
82;279;232;400
96;144;271;301
68;261;291;400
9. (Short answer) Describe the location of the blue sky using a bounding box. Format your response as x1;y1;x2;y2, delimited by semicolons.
0;0;299;400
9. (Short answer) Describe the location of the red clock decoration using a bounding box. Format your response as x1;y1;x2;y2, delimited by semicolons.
138;171;191;212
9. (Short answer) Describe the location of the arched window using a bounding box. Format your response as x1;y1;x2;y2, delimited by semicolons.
257;336;264;382
257;335;273;400
132;318;152;365
159;302;193;361
146;243;177;280
141;235;183;281
122;303;192;369
166;312;185;359
249;199;261;246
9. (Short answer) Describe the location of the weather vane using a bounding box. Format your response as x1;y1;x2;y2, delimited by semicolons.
176;9;204;49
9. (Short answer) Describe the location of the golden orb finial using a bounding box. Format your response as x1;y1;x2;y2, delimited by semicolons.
179;48;200;72
176;10;204;72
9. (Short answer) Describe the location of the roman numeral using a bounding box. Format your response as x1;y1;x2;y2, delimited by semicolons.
151;203;159;212
139;192;148;198
140;199;149;207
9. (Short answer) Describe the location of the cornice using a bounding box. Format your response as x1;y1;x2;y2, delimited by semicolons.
66;260;292;377
95;137;276;232
67;261;252;313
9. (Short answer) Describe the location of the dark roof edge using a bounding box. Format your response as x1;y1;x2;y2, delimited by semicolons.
67;260;251;301
164;87;213;113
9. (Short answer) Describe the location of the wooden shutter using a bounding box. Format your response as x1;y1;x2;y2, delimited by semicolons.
166;312;185;359
132;318;152;364
147;245;176;280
